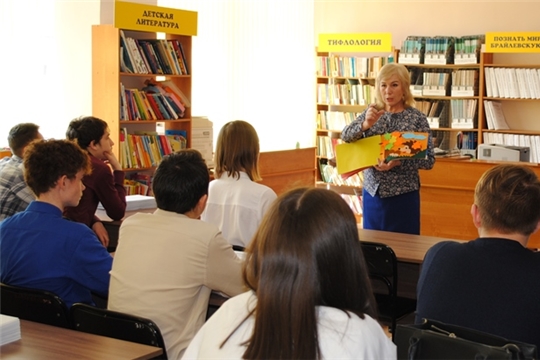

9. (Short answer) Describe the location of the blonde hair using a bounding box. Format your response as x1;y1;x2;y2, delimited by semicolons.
214;120;261;181
374;63;415;110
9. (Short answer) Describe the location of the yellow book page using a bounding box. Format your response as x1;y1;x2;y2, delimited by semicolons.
335;136;382;175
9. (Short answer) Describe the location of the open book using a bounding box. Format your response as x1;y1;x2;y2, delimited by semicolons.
335;131;429;177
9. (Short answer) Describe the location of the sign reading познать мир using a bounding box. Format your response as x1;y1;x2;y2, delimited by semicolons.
114;0;197;36
486;32;540;53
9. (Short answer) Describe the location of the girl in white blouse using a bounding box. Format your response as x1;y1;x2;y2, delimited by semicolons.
185;187;396;360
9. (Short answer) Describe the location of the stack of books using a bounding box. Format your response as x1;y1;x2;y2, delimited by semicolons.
0;314;21;346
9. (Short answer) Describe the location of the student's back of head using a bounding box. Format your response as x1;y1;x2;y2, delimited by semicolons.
7;123;41;158
152;149;209;214
214;120;261;181
474;164;540;236
24;139;91;197
241;187;377;359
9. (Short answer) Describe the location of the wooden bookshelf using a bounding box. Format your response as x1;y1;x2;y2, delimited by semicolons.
480;52;540;163
396;49;482;154
92;24;192;171
315;49;392;219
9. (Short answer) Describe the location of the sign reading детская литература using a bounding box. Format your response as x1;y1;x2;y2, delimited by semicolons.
114;0;197;36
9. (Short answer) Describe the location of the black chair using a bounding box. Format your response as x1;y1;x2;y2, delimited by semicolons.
361;241;417;339
70;303;167;359
0;283;71;328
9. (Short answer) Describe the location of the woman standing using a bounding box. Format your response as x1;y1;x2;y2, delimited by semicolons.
342;63;435;234
184;187;396;359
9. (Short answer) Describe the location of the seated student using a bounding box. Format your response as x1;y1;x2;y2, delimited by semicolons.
184;187;396;359
108;149;244;360
201;120;277;248
65;116;126;247
416;164;540;349
0;139;112;308
0;123;43;220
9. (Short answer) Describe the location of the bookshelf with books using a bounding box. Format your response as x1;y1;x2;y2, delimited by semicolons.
397;35;484;157
92;10;195;194
92;10;196;195
315;49;392;219
480;51;540;163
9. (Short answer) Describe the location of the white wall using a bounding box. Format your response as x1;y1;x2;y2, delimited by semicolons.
314;1;540;48
0;0;100;145
159;0;316;151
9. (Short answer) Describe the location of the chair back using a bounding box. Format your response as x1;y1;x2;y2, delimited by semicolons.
70;303;167;359
361;241;397;295
0;283;71;328
360;241;417;338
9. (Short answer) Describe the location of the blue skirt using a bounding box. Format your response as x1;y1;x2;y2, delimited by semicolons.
362;189;420;235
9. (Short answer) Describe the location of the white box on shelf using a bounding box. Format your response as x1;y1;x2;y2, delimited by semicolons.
192;116;214;167
427;117;440;128
422;86;446;96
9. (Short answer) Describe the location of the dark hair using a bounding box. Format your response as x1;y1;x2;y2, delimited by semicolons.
475;164;540;235
214;120;261;181
8;123;41;157
23;139;91;197
233;187;376;359
152;149;209;214
66;116;108;149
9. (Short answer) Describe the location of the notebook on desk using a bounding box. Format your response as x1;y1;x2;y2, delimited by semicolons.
98;195;157;212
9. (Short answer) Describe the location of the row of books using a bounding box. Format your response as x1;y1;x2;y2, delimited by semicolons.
399;34;484;64
120;80;190;121
316;55;392;78
317;111;359;131
451;70;478;96
316;135;342;159
483;132;540;164
414;100;448;128
317;82;375;105
456;131;478;152
119;129;187;169
120;30;189;75
423;71;451;87
483;100;509;130
341;194;362;215
450;99;477;129
485;67;540;99
319;159;363;188
124;173;152;196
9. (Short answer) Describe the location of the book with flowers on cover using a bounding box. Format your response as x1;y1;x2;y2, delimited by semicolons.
335;131;429;178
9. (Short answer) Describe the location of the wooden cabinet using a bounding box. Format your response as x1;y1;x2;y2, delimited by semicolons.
420;158;540;249
92;24;192;171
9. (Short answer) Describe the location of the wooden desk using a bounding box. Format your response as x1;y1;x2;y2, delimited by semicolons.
0;320;162;359
358;228;467;264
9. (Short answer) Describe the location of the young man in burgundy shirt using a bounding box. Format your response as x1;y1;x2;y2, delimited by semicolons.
65;116;126;247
